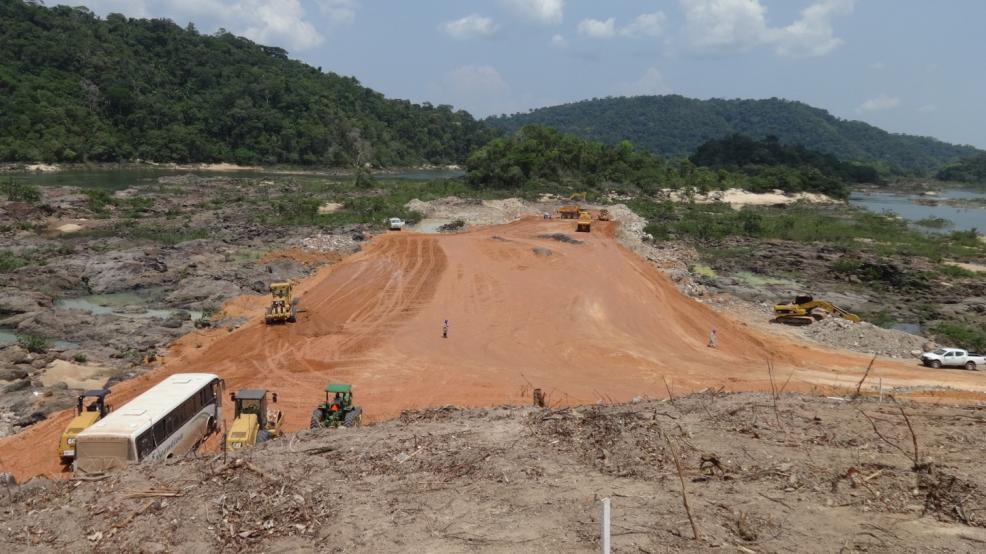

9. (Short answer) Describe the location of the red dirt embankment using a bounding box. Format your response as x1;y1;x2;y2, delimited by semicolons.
2;217;984;481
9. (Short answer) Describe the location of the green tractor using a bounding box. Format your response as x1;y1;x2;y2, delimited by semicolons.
310;384;362;429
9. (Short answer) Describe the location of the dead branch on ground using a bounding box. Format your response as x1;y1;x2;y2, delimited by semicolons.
665;434;699;541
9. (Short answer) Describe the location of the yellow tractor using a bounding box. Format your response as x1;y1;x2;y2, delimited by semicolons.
58;389;111;465
264;282;297;324
558;205;580;219
576;210;592;232
772;295;861;326
226;389;283;451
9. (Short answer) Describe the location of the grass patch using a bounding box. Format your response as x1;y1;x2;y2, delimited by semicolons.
17;333;49;354
1;179;41;202
914;216;952;229
939;264;977;279
0;251;28;272
930;322;986;352
690;264;717;278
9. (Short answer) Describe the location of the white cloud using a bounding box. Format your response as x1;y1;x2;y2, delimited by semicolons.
578;12;667;40
318;0;358;25
620;12;666;39
858;94;900;112
499;0;563;25
444;65;510;97
442;14;498;40
239;0;323;51
577;17;615;39
614;67;672;97
679;0;853;57
550;33;569;49
917;104;938;113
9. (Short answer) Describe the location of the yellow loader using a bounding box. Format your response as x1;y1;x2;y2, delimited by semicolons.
264;282;297;324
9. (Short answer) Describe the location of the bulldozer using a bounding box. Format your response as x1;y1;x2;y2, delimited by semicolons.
58;389;111;465
576;210;592;233
264;282;297;324
310;384;362;429
225;389;283;451
558;205;580;219
772;295;861;326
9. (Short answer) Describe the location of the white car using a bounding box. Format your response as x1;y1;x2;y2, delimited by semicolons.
920;348;985;370
388;217;405;231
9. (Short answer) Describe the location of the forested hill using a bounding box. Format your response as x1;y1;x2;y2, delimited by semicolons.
487;96;981;173
0;1;496;166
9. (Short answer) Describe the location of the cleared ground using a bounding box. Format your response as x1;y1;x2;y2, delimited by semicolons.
3;395;986;552
1;217;984;481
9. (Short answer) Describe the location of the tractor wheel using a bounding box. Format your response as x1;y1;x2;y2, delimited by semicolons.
256;430;269;444
930;360;942;369
310;409;324;429
966;361;977;371
343;407;363;428
288;305;297;323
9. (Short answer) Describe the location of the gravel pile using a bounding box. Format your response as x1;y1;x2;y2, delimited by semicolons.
406;197;537;226
798;317;932;359
299;233;361;253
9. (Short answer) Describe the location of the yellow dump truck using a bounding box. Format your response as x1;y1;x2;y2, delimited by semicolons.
576;210;592;232
558;205;580;219
58;389;111;465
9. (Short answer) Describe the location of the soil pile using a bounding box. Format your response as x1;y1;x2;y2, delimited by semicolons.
3;217;985;482
800;318;932;359
3;394;986;552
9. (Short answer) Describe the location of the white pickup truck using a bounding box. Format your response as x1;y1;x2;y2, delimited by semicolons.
920;348;985;370
387;217;405;231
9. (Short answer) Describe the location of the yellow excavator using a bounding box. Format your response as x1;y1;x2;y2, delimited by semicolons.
576;210;592;232
226;389;283;451
264;282;297;324
772;295;861;326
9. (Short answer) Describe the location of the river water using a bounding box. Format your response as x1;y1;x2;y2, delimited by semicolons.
849;188;986;232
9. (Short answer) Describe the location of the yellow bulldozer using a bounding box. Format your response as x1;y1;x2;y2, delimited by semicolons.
226;389;283;451
264;282;297;324
772;295;861;326
576;210;592;232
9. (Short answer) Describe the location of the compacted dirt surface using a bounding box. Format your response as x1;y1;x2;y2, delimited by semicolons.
3;394;986;552
2;217;985;482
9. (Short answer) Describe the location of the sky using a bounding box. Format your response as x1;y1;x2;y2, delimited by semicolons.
72;1;986;148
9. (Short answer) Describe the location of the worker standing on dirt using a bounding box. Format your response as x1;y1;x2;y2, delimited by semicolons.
442;319;449;339
708;328;717;348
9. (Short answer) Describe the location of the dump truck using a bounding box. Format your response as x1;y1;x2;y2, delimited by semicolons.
310;384;362;429
558;205;580;219
58;389;111;465
576;210;592;232
226;389;283;451
772;295;860;326
264;282;297;324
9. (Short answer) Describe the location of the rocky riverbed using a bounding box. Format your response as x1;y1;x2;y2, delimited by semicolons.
0;174;367;436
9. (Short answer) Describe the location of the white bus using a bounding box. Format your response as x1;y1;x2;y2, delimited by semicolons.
74;373;224;473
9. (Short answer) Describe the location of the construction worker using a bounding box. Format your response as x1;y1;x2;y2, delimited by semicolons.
442;319;449;339
708;328;717;348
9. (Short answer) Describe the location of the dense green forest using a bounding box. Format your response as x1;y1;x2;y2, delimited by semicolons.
487;96;981;174
0;0;496;166
936;153;986;184
691;134;881;184
466;125;854;198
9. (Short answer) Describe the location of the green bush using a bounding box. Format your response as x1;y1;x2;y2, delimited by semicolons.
17;334;49;354
73;353;88;363
914;217;952;229
0;179;41;202
0;251;28;272
938;264;976;279
931;323;986;352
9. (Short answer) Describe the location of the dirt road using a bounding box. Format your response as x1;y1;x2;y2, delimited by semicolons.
2;217;984;480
